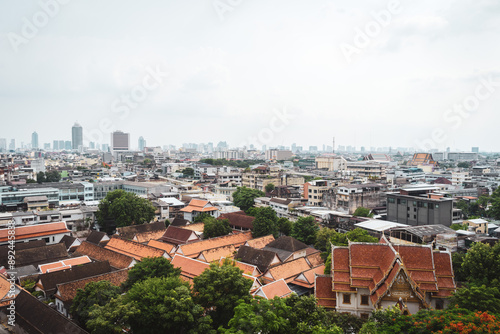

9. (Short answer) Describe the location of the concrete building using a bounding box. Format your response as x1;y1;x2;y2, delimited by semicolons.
138;136;146;151
31;132;38;150
111;131;130;151
336;184;387;214
386;185;453;226
304;180;329;206
315;156;347;171
265;149;292;161
346;162;386;179
72;123;83;150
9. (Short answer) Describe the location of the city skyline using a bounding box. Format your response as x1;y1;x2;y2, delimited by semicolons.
1;1;500;151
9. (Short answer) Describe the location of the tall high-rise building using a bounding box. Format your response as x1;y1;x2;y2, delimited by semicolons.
53;140;59;150
72;122;83;150
138;136;146;151
58;140;65;151
65;141;72;150
472;147;479;153
0;138;6;152
31;131;39;149
111;131;130;151
9;139;15;151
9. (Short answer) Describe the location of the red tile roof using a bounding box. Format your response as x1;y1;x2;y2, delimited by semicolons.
105;236;168;261
254;279;292;299
219;211;254;230
176;231;252;258
244;235;275;249
171;254;210;280
0;222;70;243
160;226;199;245
74;241;135;269
315;275;336;309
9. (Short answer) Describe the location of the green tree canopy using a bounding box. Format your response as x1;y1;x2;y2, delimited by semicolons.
277;217;292;236
352;207;373;217
290;216;319;245
86;296;136;334
265;183;275;193
252;206;279;238
96;190;156;233
460;242;500;284
203;217;232;239
315;227;337;252
192;260;253;330
181;167;194;177
449;283;500;314
121;256;181;291
489;187;500;220
70;280;120;328
193;212;212;223
232;186;265;212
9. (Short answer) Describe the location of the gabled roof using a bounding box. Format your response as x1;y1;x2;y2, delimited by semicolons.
171;254;210;281
244;235;275;249
235;245;281;273
105;236;168;261
14;290;89;334
0;222;70;243
0;239;45;253
170;217;190;226
253;279;292;299
305;251;324;268
133;230;166;244
219;257;261;277
59;235;81;251
116;221;166;240
74;241;135;269
219;211;254;229
55;269;129;303
176;231;252;258
263;257;311;283
38;256;92;273
315;275;336;309
265;236;308;252
2;243;69;268
197;245;236;263
180;198;218;213
86;230;109;245
37;261;112;296
147;239;176;254
292;265;325;288
160;225;199;245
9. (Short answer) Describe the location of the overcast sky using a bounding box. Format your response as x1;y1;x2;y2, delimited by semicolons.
1;0;499;152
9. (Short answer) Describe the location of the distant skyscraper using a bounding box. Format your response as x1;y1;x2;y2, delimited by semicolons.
65;141;72;150
9;139;15;151
72;122;83;150
44;143;50;150
101;144;109;152
111;131;130;151
53;140;59;150
89;142;95;149
138;136;146;151
58;140;64;151
31;131;38;149
472;147;479;153
0;138;6;152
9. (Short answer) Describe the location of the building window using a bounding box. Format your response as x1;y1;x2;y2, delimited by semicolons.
343;294;351;304
360;313;369;319
435;300;444;310
361;295;369;305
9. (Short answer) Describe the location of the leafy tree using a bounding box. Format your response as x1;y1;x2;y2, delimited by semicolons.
45;170;61;182
265;183;275;193
489;187;500;220
232;187;265;212
71;281;120;327
193;212;211;223
449;283;500;314
192;260;253;330
36;171;46;183
252;206;279;238
450;223;467;231
121;256;181;291
315;227;337;252
277;217;292;236
457;161;471;168
353;207;373;218
223;296;342;334
126;276;209;334
181;167;194;177
461;242;500;283
452;251;467;282
26;178;37;184
291;216;319;245
86;296;136;334
96;190;156;233
142;158;152;165
203;217;232;239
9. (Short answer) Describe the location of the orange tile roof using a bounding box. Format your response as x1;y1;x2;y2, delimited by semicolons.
176;231;253;258
105;237;168;261
198;245;236;263
171;254;210;279
133;230;166;244
244;235;275;249
0;222;70;243
315;275;336;308
180;199;218;213
219;258;261;276
263;257;311;283
306;251;324;268
74;241;135;269
179;223;205;232
55;269;129;303
147;240;176;254
255;279;292;299
39;256;92;273
293;265;326;288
